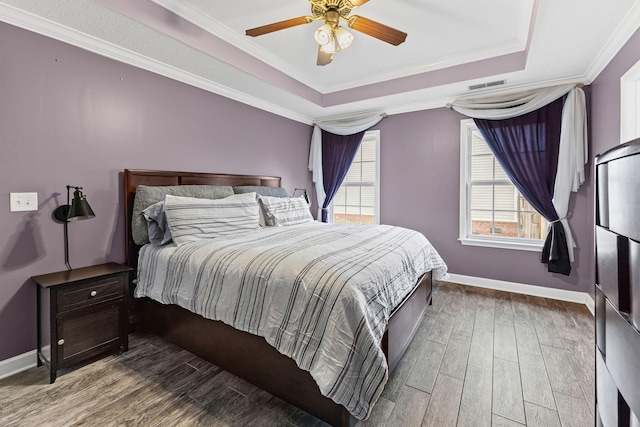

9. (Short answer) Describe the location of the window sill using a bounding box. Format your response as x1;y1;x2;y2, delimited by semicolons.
459;236;544;252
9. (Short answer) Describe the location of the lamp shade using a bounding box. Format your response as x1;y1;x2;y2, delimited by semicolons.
67;188;95;221
320;37;337;54
314;23;332;46
334;27;353;50
54;185;96;270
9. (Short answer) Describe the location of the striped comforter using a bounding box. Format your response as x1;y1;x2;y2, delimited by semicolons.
134;223;447;419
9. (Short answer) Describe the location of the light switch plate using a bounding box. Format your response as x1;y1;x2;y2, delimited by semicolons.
10;192;38;212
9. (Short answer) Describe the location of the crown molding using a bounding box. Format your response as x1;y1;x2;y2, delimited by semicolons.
323;0;536;93
584;1;640;82
0;1;530;125
1;0;633;127
380;75;588;117
322;40;526;94
455;75;588;99
150;0;321;92
0;2;314;125
384;96;452;116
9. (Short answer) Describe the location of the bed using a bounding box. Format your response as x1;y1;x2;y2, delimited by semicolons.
124;169;447;426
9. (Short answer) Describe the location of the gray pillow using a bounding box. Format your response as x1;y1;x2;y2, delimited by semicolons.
233;186;289;198
142;201;172;245
132;184;234;245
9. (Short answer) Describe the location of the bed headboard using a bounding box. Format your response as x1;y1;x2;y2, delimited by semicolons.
124;169;281;268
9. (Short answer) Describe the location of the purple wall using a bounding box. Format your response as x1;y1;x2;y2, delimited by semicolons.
589;27;640;293
377;109;592;293
2;16;639;365
0;22;312;361
377;26;640;297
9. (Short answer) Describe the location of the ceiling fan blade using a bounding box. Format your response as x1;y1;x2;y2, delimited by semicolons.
317;46;333;66
348;0;370;7
246;16;313;37
347;15;407;46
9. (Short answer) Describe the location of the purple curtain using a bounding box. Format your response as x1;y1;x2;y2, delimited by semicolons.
321;129;366;223
474;97;571;275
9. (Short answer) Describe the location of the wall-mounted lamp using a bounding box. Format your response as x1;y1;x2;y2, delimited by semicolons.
53;186;95;270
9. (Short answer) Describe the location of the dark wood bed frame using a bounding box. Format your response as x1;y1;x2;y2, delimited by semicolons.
123;169;432;427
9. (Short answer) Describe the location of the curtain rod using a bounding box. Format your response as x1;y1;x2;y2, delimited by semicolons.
444;83;585;109
313;112;387;127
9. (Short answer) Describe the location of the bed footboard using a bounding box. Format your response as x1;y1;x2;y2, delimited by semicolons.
139;298;355;426
382;271;432;372
136;271;431;427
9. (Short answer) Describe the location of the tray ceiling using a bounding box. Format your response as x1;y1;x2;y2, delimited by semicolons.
1;0;639;123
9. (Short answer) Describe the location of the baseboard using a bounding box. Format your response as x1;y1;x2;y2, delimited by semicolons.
0;350;37;381
447;273;595;316
585;294;595;316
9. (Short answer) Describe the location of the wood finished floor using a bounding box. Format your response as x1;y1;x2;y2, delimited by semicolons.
0;281;595;427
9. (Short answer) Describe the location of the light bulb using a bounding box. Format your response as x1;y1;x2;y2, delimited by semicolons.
314;23;332;46
334;26;353;50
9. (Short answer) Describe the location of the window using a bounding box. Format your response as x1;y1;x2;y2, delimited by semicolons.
459;119;546;251
331;130;380;225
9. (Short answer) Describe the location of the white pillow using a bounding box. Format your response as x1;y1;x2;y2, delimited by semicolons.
258;195;313;227
164;192;260;245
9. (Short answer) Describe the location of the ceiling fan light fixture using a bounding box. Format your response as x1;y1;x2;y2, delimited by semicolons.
245;0;406;66
314;23;333;46
334;26;353;50
320;36;337;54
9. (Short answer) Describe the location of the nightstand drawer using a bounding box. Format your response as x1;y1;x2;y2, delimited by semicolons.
57;275;125;312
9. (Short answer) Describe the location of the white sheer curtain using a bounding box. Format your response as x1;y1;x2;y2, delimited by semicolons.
308;112;385;219
552;88;588;262
451;83;588;262
451;84;576;119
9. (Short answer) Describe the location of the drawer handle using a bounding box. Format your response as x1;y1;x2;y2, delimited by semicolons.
58;339;65;346
90;290;98;297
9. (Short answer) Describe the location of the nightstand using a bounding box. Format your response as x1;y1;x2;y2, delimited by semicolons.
32;263;132;383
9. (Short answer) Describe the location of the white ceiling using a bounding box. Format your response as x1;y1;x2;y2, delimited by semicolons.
1;0;640;124
153;0;533;92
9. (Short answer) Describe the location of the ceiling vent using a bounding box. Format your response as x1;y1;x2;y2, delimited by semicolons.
468;79;506;91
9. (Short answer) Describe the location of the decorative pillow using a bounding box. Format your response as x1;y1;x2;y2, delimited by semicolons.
164;192;260;245
258;195;313;227
142;201;172;245
132;184;234;245
233;186;290;227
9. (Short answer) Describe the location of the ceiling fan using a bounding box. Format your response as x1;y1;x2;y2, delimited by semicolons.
245;0;407;66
